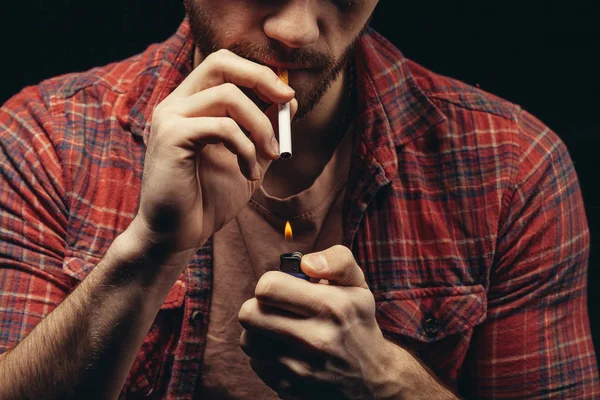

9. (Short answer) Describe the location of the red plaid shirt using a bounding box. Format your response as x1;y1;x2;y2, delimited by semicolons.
1;19;598;399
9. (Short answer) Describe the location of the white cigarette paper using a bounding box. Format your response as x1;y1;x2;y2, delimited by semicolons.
277;68;292;159
278;102;292;159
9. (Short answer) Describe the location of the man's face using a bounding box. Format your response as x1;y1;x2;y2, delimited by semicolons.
184;0;378;118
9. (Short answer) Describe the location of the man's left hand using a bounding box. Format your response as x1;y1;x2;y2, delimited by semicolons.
238;245;403;399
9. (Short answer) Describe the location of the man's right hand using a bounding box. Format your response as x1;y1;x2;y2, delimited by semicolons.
133;49;297;261
0;48;299;400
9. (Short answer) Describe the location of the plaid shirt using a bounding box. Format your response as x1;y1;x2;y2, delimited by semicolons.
1;19;598;399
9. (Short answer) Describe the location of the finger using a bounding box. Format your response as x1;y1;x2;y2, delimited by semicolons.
301;245;368;289
240;329;320;361
238;298;332;351
167;116;260;180
255;272;315;317
241;329;283;360
176;83;279;160
169;49;295;104
254;271;364;318
249;359;327;399
249;359;296;396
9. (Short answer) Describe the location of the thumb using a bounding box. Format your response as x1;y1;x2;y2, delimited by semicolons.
301;245;368;289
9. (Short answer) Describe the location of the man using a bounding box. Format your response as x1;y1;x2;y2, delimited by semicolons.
0;0;597;398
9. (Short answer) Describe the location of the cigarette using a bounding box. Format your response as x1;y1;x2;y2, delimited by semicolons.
277;68;292;159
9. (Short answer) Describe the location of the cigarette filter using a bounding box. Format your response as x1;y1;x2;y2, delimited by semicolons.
277;68;292;159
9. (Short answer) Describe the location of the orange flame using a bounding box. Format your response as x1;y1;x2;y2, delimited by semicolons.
284;220;293;241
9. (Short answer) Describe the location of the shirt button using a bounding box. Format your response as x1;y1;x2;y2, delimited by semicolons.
190;310;203;325
423;317;440;336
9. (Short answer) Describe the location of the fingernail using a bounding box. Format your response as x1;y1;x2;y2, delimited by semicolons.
277;79;294;94
304;254;327;271
270;135;280;156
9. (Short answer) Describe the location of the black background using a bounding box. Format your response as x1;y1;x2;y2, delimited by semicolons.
1;1;599;362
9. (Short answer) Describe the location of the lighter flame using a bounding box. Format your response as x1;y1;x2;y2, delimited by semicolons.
284;220;293;241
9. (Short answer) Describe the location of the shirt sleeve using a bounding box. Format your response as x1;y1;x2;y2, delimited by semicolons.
458;110;600;398
0;87;76;354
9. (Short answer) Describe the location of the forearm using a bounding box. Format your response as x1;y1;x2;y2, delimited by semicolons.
378;341;459;400
0;220;195;400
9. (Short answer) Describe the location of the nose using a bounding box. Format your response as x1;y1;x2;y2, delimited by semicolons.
263;1;320;48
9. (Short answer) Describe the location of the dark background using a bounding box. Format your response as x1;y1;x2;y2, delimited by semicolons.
1;0;598;360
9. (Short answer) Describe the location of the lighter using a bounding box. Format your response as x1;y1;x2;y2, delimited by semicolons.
279;252;310;281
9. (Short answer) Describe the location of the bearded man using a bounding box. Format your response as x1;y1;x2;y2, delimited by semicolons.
0;1;598;399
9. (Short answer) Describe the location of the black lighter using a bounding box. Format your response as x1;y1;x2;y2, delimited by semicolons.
279;252;310;281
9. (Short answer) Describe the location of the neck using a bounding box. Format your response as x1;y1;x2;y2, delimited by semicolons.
265;68;350;197
291;68;349;157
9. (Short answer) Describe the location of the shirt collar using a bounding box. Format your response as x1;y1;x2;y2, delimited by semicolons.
352;28;447;183
123;18;194;144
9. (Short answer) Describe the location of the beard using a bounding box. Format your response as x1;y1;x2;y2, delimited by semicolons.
184;1;369;119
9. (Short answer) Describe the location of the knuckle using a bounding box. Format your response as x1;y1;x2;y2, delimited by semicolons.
255;272;278;299
238;298;256;324
151;106;168;127
325;297;353;321
240;341;251;357
217;118;239;135
334;244;353;262
358;268;366;283
308;328;336;355
363;294;376;316
215;48;232;57
156;95;182;112
353;265;366;282
220;82;240;97
239;331;250;353
332;245;357;278
153;117;178;139
207;48;231;65
260;64;276;78
349;288;375;318
290;361;312;379
239;341;249;356
152;102;166;116
241;140;257;158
